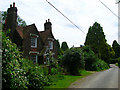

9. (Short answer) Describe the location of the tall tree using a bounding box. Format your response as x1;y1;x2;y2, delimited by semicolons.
61;41;69;51
85;22;106;56
112;40;120;58
84;22;114;63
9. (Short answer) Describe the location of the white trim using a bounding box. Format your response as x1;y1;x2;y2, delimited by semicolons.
48;38;54;41
29;51;39;55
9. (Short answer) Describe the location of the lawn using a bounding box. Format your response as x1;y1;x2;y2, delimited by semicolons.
45;70;94;88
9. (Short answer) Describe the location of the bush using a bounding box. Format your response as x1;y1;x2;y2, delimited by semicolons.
82;46;97;71
27;65;52;89
61;48;85;75
117;57;120;68
2;33;28;89
92;59;109;71
20;58;53;89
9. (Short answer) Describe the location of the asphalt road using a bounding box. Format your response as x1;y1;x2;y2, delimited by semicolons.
69;64;119;88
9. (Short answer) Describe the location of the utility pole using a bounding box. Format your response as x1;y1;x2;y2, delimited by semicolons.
116;0;120;44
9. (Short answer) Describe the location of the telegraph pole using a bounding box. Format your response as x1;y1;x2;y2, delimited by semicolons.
116;0;120;44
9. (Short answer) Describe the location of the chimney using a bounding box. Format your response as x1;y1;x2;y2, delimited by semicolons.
44;19;52;31
10;4;12;8
13;2;15;7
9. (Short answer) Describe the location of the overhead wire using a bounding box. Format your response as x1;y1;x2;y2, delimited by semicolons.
99;0;120;20
46;0;86;34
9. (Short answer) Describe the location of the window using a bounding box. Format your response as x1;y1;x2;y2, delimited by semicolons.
31;37;37;47
49;41;53;50
30;55;38;64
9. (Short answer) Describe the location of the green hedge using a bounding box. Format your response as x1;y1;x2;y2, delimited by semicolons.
61;48;85;75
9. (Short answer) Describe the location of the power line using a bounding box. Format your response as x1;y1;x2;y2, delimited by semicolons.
99;0;120;20
46;0;86;34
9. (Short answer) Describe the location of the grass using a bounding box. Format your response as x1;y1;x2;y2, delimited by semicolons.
45;70;94;88
115;63;118;66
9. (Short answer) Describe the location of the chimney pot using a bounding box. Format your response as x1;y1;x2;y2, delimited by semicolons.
48;19;50;22
10;4;12;8
46;20;47;23
13;2;15;7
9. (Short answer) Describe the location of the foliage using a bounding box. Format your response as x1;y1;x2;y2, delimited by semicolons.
2;32;28;89
61;41;69;51
92;59;109;71
117;57;120;68
84;22;115;63
45;70;93;88
100;43;115;63
84;22;106;54
112;40;120;58
2;32;53;89
82;46;97;70
61;48;85;75
17;15;26;26
1;11;26;26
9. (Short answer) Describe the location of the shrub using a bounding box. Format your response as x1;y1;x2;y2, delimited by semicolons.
2;33;28;89
117;57;120;68
82;46;97;71
92;59;109;71
20;58;52;89
27;65;52;89
61;48;85;75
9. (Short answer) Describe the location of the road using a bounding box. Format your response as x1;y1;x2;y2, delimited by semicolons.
69;64;119;88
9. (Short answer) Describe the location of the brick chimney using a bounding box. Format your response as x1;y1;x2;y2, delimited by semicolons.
44;19;52;31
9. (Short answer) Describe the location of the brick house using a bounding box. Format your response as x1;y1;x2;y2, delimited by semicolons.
39;19;58;64
4;2;58;64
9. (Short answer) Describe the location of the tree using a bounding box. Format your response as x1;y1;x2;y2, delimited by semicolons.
84;22;114;63
61;41;69;51
82;46;97;70
84;22;106;55
61;48;85;75
112;40;120;58
100;43;115;63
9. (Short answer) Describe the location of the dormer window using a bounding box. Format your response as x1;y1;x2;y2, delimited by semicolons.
31;37;37;47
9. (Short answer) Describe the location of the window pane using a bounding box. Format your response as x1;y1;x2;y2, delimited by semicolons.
49;41;53;49
31;37;37;47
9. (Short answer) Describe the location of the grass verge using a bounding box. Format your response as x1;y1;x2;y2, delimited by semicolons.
45;70;94;88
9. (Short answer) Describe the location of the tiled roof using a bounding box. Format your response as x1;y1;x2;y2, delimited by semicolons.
39;30;55;43
16;26;23;39
39;30;50;43
16;24;38;39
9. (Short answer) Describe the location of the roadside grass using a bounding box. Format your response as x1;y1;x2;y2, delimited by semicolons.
45;70;94;88
115;63;118;66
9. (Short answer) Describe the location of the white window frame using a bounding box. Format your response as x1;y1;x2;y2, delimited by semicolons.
31;37;37;48
49;41;53;50
30;55;38;64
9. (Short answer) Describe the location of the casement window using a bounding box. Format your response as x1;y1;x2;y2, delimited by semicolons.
31;37;37;47
30;55;38;64
49;41;53;50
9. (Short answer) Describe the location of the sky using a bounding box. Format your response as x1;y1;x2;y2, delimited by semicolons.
0;0;118;47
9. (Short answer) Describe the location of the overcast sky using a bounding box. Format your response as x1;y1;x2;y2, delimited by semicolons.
0;0;118;47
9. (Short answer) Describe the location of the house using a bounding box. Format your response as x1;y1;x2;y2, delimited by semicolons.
4;2;58;64
39;19;58;64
